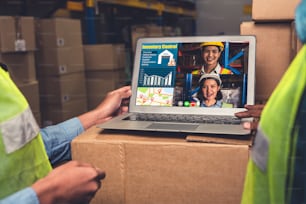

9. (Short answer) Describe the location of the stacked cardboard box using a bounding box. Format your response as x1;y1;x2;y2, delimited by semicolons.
240;0;302;103
83;44;127;109
72;127;252;204
0;16;36;52
252;0;300;22
35;18;87;126
0;16;41;125
131;24;176;53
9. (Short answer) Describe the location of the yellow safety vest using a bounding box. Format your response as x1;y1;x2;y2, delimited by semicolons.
0;67;52;199
194;64;233;75
241;45;306;203
220;67;233;74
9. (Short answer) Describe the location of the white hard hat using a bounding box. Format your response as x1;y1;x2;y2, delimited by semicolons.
199;73;222;85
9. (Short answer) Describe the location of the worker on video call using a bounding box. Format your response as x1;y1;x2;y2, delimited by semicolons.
197;73;223;108
235;0;306;203
200;41;233;75
0;62;132;204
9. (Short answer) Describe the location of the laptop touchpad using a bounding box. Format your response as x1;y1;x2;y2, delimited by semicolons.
147;123;199;131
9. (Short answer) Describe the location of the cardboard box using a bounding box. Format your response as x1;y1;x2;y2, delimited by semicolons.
131;24;165;52
86;95;106;110
72;127;251;204
36;18;82;48
41;98;88;126
85;69;127;109
130;25;174;43
0;51;36;85
85;69;127;90
17;80;40;112
36;46;85;76
240;21;292;102
0;16;36;52
33;111;42;127
18;81;41;126
83;44;126;70
39;72;87;105
131;26;147;53
19;17;37;51
0;16;15;52
86;81;126;110
252;0;300;21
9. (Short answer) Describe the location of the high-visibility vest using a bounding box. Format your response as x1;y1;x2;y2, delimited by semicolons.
241;45;306;203
0;67;52;199
198;63;233;75
220;67;232;74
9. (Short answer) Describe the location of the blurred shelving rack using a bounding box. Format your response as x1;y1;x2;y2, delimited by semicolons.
73;0;196;85
95;0;196;17
81;0;196;43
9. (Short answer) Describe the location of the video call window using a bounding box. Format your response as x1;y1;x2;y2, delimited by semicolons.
136;41;250;108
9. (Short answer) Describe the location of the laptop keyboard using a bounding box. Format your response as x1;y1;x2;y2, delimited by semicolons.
130;113;241;125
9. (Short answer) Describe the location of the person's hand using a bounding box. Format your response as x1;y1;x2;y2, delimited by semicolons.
95;85;131;120
32;161;106;204
79;86;132;129
235;104;265;130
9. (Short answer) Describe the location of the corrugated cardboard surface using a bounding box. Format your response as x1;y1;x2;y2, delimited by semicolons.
17;80;40;112
36;46;85;76
131;24;166;52
17;80;41;126
19;17;36;51
39;71;87;105
36;18;82;48
0;16;15;52
85;69;127;109
252;0;300;21
72;127;250;204
0;16;36;52
85;69;127;93
240;21;292;102
41;98;88;126
1;51;36;85
186;134;253;145
83;44;126;70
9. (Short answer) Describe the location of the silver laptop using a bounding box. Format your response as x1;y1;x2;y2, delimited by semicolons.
98;35;256;135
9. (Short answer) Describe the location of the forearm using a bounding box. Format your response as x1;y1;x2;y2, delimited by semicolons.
78;109;101;130
31;176;58;204
40;117;84;166
0;187;40;204
78;106;112;130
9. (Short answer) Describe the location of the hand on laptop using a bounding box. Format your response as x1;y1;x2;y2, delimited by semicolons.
96;85;131;117
79;86;132;129
235;104;265;130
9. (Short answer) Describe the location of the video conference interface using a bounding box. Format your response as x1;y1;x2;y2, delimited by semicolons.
135;41;250;108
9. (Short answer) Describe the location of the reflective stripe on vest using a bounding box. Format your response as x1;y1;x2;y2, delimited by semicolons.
0;68;52;199
1;107;39;153
200;64;233;75
241;45;306;204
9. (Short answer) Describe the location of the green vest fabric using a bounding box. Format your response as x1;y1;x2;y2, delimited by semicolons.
241;45;306;203
0;68;52;199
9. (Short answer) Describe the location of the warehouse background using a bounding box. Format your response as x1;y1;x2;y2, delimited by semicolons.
0;0;302;127
196;0;252;35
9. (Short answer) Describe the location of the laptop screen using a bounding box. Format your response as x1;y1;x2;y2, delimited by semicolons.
130;36;256;115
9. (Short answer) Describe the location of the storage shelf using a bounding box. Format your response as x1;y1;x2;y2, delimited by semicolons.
96;0;196;17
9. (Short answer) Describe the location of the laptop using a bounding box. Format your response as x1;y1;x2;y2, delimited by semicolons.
98;35;256;135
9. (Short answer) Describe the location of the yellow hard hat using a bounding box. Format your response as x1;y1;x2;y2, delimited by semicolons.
200;42;224;51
